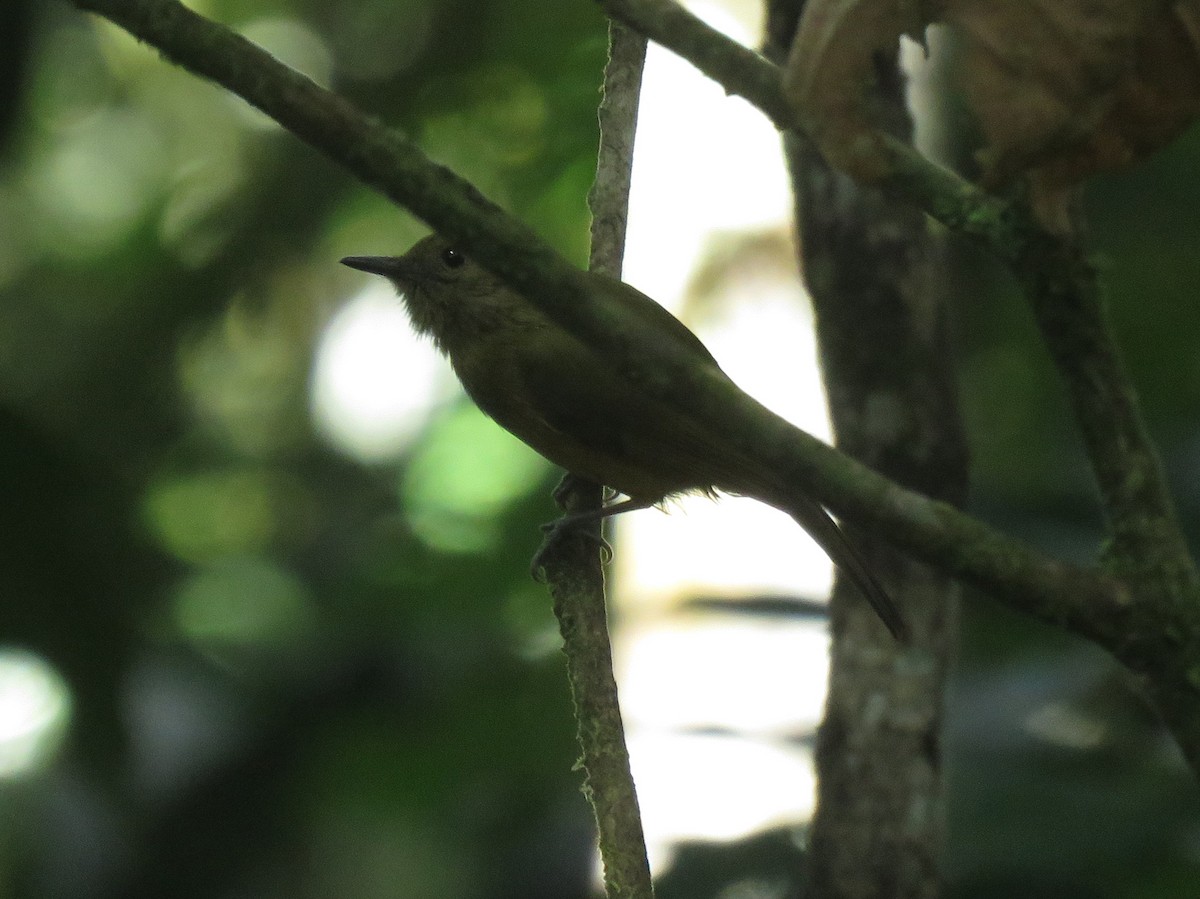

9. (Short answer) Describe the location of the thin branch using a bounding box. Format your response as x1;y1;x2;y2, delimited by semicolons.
541;21;655;899
588;22;646;281
546;507;654;899
1017;235;1196;585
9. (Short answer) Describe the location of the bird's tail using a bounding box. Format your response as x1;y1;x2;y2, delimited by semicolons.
785;495;907;642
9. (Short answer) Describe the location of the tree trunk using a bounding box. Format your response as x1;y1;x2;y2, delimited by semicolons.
765;6;969;896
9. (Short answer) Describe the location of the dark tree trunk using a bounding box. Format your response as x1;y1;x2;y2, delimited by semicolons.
764;6;969;897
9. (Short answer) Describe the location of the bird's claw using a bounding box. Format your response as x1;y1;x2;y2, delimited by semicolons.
530;516;613;582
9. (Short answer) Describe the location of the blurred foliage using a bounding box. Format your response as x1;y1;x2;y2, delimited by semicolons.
0;1;1198;898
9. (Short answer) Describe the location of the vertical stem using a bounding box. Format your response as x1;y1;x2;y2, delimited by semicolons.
546;516;653;899
541;20;654;899
589;22;647;280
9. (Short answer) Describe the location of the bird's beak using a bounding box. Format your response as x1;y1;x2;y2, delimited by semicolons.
340;255;409;279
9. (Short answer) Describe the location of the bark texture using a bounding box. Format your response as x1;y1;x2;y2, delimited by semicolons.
766;6;968;896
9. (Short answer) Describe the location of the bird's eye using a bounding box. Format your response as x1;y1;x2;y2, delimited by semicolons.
441;247;465;269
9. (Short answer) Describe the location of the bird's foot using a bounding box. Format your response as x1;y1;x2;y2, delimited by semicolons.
530;513;613;583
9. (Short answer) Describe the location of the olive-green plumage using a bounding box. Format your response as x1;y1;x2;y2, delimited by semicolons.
342;235;905;640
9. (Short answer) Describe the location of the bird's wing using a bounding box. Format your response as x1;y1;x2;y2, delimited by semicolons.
491;323;737;498
591;273;723;369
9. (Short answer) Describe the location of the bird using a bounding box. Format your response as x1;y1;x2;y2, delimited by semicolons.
342;235;906;640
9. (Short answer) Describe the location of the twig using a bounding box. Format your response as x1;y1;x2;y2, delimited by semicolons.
1017;235;1195;585
588;23;646;281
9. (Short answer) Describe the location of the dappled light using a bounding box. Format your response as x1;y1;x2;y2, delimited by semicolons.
27;108;166;259
179;302;314;457
170;557;320;670
0;650;71;779
144;468;284;562
629;730;817;850
617;615;830;734
402;403;552;554
326;0;437;83
311;286;447;462
421;64;552;172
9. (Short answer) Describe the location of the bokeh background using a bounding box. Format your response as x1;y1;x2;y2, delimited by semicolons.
2;0;1200;897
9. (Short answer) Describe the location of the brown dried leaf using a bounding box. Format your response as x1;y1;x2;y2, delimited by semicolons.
953;1;1200;178
784;0;1200;227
